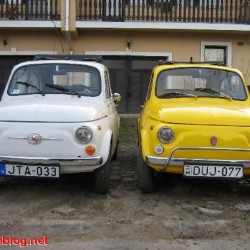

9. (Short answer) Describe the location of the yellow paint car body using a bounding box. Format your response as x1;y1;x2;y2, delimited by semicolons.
137;63;250;192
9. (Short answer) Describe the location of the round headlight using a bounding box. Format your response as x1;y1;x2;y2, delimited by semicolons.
158;127;174;144
75;126;93;144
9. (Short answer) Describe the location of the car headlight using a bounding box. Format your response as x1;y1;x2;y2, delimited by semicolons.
75;126;93;144
158;127;174;144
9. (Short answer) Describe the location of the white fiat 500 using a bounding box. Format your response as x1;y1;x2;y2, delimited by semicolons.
0;58;121;194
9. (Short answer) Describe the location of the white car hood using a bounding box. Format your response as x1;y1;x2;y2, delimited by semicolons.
0;97;107;122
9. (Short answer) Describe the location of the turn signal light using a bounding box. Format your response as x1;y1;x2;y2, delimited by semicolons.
85;145;96;156
154;145;164;155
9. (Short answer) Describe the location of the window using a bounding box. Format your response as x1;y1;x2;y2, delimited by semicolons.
8;64;102;97
201;42;232;66
156;67;246;100
146;72;154;100
104;71;112;98
204;46;226;64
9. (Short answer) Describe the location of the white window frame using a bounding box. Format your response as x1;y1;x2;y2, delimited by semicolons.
201;41;232;66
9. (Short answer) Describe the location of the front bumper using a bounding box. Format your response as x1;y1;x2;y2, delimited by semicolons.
0;155;103;173
147;146;250;171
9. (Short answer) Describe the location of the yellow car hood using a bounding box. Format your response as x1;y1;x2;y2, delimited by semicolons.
148;99;250;126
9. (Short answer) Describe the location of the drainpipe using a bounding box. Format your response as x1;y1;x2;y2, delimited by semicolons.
65;0;73;55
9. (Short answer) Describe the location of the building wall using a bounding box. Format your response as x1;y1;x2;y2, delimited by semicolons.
0;30;66;54
1;29;249;80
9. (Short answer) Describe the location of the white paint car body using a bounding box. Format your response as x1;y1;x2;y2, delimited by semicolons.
0;59;120;193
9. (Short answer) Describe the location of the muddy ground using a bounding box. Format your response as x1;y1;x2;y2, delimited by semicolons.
1;118;250;249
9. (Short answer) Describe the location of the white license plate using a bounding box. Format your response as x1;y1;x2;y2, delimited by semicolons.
0;164;60;178
183;165;243;178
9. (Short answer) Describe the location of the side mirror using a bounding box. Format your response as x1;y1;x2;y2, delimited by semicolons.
113;93;121;104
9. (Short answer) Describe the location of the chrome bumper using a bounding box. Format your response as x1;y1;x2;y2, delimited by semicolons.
0;156;103;167
146;146;250;171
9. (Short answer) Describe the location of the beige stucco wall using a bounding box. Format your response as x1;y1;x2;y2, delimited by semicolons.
74;30;250;82
0;30;67;54
1;29;250;82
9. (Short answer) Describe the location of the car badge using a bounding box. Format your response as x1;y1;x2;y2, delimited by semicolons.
27;133;42;145
210;136;217;146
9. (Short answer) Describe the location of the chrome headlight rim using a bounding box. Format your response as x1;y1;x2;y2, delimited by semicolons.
75;126;93;144
157;126;174;144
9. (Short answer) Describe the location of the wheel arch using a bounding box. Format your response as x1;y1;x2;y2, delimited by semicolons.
101;129;113;164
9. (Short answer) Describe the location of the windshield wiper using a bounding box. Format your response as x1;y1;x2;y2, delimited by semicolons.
158;91;197;98
45;84;81;98
195;88;232;101
17;81;44;96
195;88;221;94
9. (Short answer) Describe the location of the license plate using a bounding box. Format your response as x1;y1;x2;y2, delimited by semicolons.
183;164;243;178
0;164;60;178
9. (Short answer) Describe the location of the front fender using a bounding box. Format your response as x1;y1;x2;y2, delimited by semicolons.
100;129;112;165
140;128;151;162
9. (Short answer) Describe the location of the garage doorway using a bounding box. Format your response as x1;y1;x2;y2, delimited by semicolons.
0;56;33;98
103;56;167;114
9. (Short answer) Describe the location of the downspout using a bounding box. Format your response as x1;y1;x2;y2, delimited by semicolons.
65;0;74;55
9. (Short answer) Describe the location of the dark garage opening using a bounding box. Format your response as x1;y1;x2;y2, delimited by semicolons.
102;56;167;114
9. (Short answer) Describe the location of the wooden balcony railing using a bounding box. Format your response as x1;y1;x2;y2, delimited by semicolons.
77;0;250;24
0;0;60;20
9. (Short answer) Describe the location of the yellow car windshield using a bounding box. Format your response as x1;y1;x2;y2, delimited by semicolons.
156;67;247;101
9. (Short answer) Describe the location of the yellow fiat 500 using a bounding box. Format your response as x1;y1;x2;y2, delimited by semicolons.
137;61;250;192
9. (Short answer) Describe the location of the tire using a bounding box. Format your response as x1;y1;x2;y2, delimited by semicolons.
112;140;119;160
137;146;156;193
94;149;111;194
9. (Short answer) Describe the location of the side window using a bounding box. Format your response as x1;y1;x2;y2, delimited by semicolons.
8;67;40;95
220;73;246;100
104;70;112;98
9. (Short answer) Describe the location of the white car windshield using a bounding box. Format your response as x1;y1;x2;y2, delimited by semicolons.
8;63;102;97
156;67;247;101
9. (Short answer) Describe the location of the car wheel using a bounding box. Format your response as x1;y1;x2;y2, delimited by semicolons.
94;148;111;194
137;145;156;193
